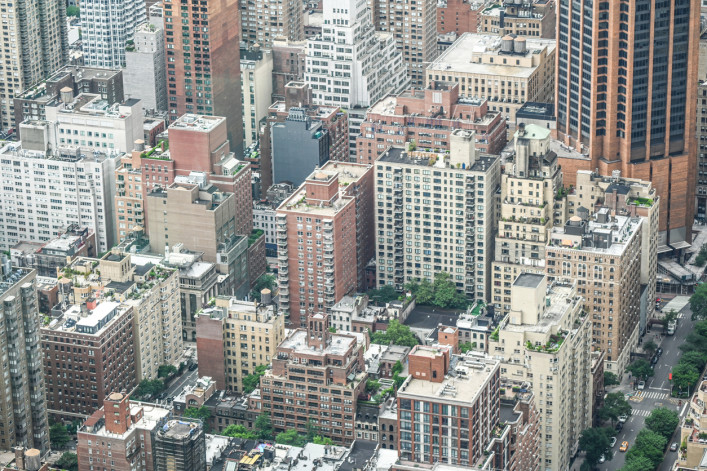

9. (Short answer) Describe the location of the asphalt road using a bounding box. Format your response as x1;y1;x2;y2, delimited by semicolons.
595;300;694;471
162;367;199;399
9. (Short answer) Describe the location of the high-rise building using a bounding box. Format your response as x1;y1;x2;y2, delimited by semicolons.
258;312;367;444
437;0;486;36
395;346;501;467
81;0;147;68
489;274;592;471
491;123;568;316
163;0;244;155
241;47;273;147
124;21;168;112
555;0;700;248
241;0;304;47
0;0;68;130
697;27;707;219
374;130;500;303
371;0;439;86
154;420;206;470
195;297;285;392
546;209;642;375
42;300;137;417
0;264;49;454
77;392;171;471
427;33;555;124
0;143;118;253
478;0;556;38
356;81;507;165
305;0;409;157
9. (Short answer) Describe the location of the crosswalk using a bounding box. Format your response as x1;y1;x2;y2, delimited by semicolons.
633;390;668;400
632;409;652;417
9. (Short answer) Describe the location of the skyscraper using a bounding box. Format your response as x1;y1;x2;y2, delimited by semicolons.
0;0;68;129
0;263;49;453
81;0;147;68
555;0;700;248
163;0;244;155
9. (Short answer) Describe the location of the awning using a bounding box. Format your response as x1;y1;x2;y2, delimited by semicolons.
669;241;692;250
657;245;672;254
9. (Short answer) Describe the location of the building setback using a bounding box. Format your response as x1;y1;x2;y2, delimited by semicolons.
124;21;167;112
374;130;500;303
81;0;146;68
163;0;244;155
555;0;700;248
0;265;50;453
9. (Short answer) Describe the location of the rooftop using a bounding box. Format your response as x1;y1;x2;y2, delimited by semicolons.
399;353;499;405
279;329;359;357
377;147;498;173
513;272;544;288
429;33;556;78
170;114;225;132
503;281;580;334
159;419;202;440
83;401;171;439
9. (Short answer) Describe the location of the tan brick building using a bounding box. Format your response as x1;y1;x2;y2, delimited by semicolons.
437;0;486;36
479;0;556;38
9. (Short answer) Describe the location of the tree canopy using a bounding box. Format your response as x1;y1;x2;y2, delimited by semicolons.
371;319;419;347
183;406;211;432
242;364;268;394
645;407;679;441
619;454;655;471
158;364;177;378
579;427;613;468
55;452;78;471
642;340;657;356
626;359;654;381
254;412;274;440
134;378;165;398
598;392;632;425
250;274;276;302
604;371;619;387
672;362;700;394
366;284;400;304
50;423;71;449
222;424;256;439
404;272;468;309
275;429;306;447
690;284;707;320
628;429;667;469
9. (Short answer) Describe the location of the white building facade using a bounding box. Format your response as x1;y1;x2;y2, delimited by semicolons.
81;0;147;68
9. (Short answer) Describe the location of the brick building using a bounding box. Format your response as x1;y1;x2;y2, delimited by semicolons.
42;301;137;417
356;81;506;164
478;0;556;38
271;39;307;101
437;0;486;36
258;313;367;445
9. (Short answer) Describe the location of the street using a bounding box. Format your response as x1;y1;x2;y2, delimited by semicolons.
162;367;199;399
594;297;694;471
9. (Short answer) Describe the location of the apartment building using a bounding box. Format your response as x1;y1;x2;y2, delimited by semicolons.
271;40;307;100
488;274;592;471
241;0;304;47
356;81;507;165
568;170;659;333
42;301;137;417
478;0;556;38
163;0;244;154
42;93;144;153
546;210;642;376
437;0;487;36
677;379;707;469
81;0;146;68
491;123;567;315
77;392;170;471
124;21;167;112
258;313;367;445
698;80;707;219
0;264;50;453
374;130;501;303
253;183;296;257
154;418;206;471
396;346;500;467
14;66;124;134
427;33;555;123
195;297;285;392
145;181;250;299
241;47;273;147
0;143;117;253
0;0;67;130
371;0;439;86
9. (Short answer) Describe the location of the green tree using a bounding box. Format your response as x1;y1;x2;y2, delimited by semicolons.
604;371;620;387
370;319;419;347
681;321;707;354
134;378;165;397
679;351;707;372
250;274;276;301
313;435;333;445
66;6;80;17
619;454;655;471
222;424;257;439
366;379;381;393
630;429;667;468
663;309;679;325
50;423;71;449
626;359;654;380
254;412;274;440
433;272;467;309
183;406;211;432
415;279;434;305
579;427;612;468
672;362;700;394
695;244;707;267
643;340;658;357
366;284;400;304
242;364;268;394
645;407;679;440
55;452;78;471
459;341;476;353
158;364;177;378
276;429;306;446
598;392;632;425
690;284;707;320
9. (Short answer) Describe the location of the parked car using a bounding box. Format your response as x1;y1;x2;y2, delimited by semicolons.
188;362;198;371
615;422;623;432
638;381;646;390
618;415;628;423
620;441;629;452
651;355;659;364
599;454;606;463
610;437;617;448
657;347;663;356
670;442;679;452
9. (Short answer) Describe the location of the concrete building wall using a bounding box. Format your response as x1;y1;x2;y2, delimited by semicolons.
124;22;167;112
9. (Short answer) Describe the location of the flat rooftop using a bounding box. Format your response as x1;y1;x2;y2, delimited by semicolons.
378;147;498;173
319;161;371;186
514;273;544;288
170;114;225;132
504;282;579;333
429;33;556;78
160;419;201;439
279;329;357;357
399;355;499;405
